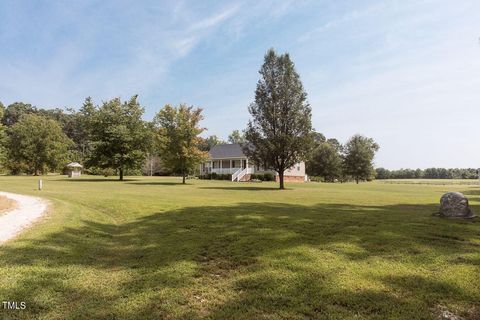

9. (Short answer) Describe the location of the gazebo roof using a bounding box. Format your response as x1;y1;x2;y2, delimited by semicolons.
67;162;83;168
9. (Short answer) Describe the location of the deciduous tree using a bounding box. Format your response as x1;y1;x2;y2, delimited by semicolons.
244;49;314;189
199;135;224;151
6;114;73;175
228;130;246;144
342;134;379;183
309;141;343;182
86;96;151;181
154;104;207;184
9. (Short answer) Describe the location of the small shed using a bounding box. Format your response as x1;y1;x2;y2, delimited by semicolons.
67;162;83;178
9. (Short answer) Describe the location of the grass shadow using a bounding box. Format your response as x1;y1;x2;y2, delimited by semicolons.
56;178;140;182
0;202;479;319
199;186;280;191
126;181;185;186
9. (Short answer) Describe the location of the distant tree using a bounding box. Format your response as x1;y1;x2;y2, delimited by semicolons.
142;154;171;176
343;134;379;184
312;132;326;145
244;49;314;189
326;138;343;152
86;96;151;181
6;114;73;175
0;103;6;169
154;104;207;184
228;130;246;144
2;102;37;126
37;107;91;161
199;135;224;151
375;167;391;180
309;142;343;182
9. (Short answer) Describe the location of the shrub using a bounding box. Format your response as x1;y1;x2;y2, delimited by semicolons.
211;172;217;179
309;176;322;182
263;173;275;181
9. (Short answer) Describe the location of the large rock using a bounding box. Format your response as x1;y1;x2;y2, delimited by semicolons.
439;192;475;218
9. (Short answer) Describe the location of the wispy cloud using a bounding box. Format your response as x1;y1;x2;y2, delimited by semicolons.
1;0;479;168
191;4;241;30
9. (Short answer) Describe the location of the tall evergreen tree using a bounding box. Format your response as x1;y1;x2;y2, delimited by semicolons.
342;134;379;183
86;96;151;181
244;49;314;189
154;104;207;184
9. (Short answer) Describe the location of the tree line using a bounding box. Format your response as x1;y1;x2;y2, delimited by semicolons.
0;49;380;188
305;133;379;183
375;167;479;180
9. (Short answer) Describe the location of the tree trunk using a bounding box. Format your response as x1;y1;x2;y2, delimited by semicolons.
119;168;124;181
279;171;285;190
182;162;186;184
356;178;359;184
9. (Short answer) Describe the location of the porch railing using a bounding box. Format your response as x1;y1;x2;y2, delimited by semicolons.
209;167;242;174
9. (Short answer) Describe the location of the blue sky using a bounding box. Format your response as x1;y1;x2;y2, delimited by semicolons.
0;0;479;169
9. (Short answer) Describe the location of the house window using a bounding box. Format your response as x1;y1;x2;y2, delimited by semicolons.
297;166;300;171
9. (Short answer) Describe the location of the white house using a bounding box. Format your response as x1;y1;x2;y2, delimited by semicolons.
199;143;306;182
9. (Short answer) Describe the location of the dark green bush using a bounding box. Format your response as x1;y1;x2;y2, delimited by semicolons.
263;173;275;181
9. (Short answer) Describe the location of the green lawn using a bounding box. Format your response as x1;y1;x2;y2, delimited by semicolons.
0;176;479;319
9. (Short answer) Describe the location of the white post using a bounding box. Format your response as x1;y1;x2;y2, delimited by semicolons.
246;158;249;172
38;179;43;191
220;160;222;173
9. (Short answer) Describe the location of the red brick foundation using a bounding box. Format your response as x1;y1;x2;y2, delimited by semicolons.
275;175;305;182
240;174;251;182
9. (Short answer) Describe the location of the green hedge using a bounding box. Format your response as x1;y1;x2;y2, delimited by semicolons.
199;173;232;180
250;173;275;181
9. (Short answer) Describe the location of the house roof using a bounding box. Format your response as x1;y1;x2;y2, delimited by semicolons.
67;162;83;168
209;143;246;159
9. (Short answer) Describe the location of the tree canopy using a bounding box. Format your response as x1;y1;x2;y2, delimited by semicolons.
85;96;151;180
308;141;343;182
154;104;207;184
228;130;246;144
6;114;73;175
342;134;379;183
199;135;224;152
244;49;314;189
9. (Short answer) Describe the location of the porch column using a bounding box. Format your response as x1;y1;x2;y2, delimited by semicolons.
246;158;249;172
230;160;232;173
220;160;222;172
210;161;213;172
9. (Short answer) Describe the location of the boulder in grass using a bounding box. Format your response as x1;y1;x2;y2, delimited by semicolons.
439;192;475;218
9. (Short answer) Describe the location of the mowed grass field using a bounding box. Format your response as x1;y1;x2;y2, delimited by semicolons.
0;176;479;319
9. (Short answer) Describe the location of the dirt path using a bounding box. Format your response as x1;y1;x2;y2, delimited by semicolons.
0;191;48;244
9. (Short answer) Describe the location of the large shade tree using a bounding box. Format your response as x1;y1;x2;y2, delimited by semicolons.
154;104;207;184
85;96;151;181
308;141;343;182
1;102;37;126
6;114;73;175
244;49;314;189
342;134;379;183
